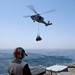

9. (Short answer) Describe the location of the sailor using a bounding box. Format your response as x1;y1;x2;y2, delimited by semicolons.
8;47;32;75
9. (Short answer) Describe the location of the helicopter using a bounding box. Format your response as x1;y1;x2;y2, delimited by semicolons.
23;5;55;26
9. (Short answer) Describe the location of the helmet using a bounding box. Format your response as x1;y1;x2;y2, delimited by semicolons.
13;47;28;59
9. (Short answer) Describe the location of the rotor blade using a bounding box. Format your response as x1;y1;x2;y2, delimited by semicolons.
41;9;56;14
27;5;38;14
23;15;31;18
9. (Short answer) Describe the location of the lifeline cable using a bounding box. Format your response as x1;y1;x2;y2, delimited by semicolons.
37;23;40;36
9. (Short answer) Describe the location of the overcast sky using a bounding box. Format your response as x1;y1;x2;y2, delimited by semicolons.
0;0;75;49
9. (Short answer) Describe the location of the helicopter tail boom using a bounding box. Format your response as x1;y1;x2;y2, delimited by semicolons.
45;21;52;26
45;23;52;26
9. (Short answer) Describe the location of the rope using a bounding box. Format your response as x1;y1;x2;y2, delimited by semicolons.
37;23;40;36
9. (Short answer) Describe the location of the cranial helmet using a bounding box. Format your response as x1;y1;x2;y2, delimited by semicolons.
13;47;28;59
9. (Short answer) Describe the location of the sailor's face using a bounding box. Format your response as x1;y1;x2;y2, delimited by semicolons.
22;52;25;59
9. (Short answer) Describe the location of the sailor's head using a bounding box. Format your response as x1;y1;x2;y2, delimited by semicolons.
13;47;28;59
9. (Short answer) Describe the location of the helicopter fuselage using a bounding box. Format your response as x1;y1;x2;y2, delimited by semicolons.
31;15;44;23
30;14;52;26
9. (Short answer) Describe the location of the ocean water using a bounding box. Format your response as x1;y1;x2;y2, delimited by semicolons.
0;49;75;74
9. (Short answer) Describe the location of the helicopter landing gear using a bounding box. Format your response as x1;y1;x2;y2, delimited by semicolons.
33;20;35;22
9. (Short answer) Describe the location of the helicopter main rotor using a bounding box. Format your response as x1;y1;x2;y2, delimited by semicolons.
23;5;55;18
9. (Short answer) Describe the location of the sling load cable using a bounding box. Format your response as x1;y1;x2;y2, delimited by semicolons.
38;23;40;36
